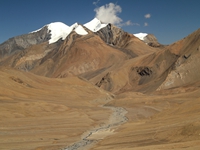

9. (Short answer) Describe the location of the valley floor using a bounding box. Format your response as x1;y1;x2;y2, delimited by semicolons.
90;87;200;150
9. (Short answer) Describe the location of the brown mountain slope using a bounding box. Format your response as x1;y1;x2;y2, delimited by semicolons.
93;49;178;94
0;40;62;71
31;32;128;78
158;28;200;90
168;28;200;55
93;28;200;94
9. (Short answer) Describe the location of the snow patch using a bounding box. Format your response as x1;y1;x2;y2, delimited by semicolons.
134;33;148;41
47;22;70;44
75;25;88;35
84;18;107;32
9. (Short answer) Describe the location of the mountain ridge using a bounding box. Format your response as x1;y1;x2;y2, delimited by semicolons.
0;18;156;57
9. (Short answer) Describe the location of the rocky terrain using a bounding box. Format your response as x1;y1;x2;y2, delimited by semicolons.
0;18;200;150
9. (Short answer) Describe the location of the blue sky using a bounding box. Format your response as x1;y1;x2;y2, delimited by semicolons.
0;0;200;44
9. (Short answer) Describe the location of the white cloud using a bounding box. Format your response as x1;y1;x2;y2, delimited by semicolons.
144;14;151;19
94;3;139;27
119;20;140;27
94;3;123;25
144;22;148;26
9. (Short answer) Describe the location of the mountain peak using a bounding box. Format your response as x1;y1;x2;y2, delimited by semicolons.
43;18;109;44
48;22;69;27
134;33;162;47
47;22;70;44
84;18;108;32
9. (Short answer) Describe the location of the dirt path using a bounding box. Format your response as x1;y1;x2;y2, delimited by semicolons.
62;105;128;150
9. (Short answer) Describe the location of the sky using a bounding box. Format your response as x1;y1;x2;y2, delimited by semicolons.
0;0;200;45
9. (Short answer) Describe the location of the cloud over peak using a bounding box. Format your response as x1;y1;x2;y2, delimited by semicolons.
94;3;122;25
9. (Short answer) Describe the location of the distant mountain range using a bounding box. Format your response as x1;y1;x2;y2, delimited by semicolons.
0;18;200;93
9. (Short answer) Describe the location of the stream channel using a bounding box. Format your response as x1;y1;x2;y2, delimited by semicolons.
61;105;128;150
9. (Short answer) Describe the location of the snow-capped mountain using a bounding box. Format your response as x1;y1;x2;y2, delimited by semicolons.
134;33;148;41
0;16;200;96
30;18;107;44
35;22;88;44
0;17;164;63
0;18;110;59
0;17;156;73
134;32;161;47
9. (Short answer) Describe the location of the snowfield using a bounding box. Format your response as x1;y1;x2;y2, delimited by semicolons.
47;22;89;44
31;18;107;44
74;25;88;35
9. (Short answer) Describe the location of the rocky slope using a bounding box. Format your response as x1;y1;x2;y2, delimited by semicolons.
0;26;50;60
144;34;163;47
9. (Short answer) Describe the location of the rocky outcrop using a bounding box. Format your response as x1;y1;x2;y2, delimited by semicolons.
95;24;132;48
96;24;156;57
